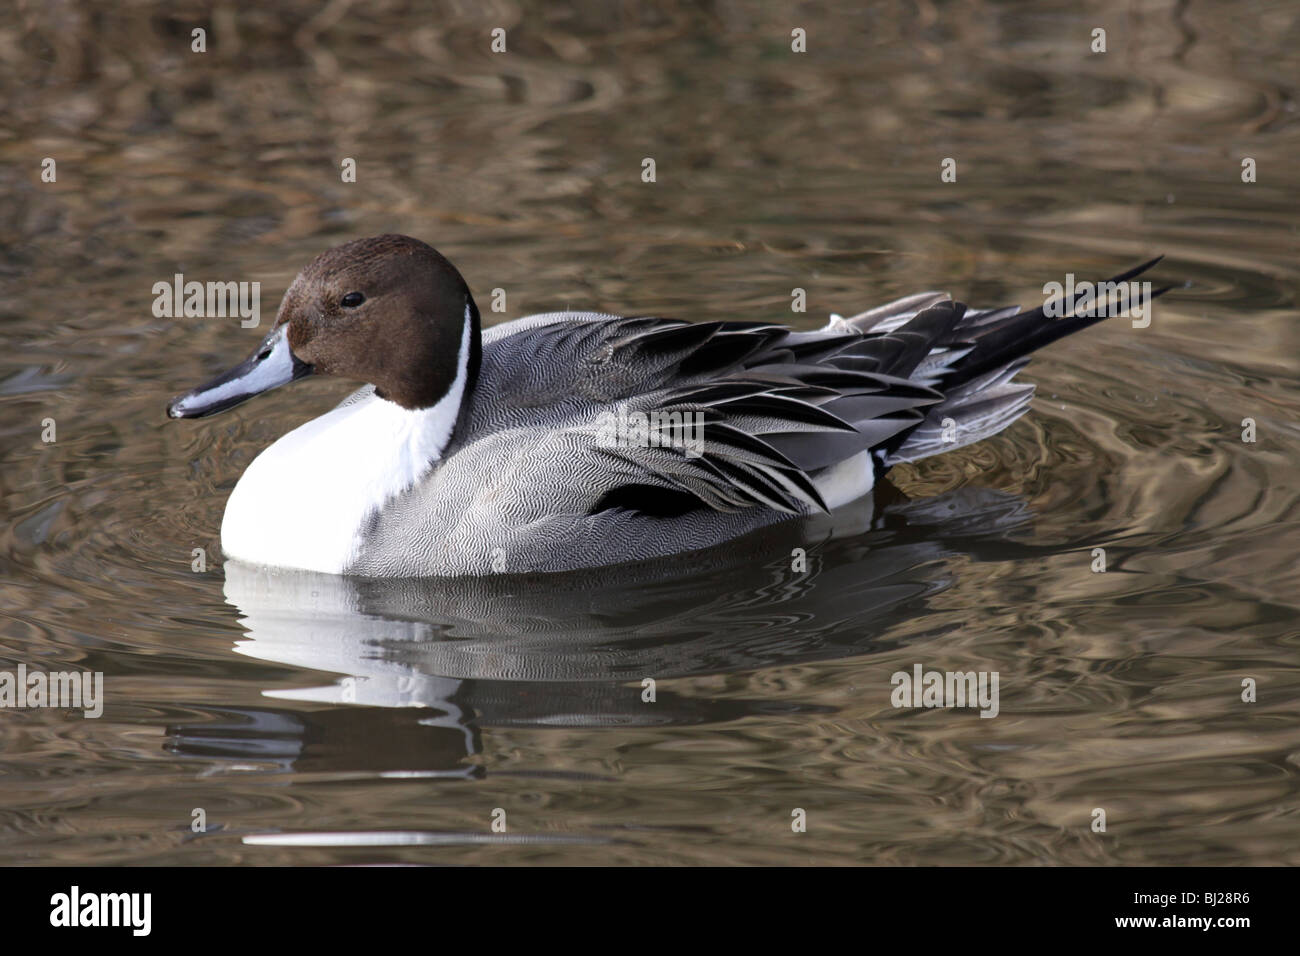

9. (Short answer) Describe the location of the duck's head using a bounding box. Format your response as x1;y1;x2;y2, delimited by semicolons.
167;234;479;419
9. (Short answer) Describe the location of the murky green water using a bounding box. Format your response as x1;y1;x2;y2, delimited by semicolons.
1;1;1298;865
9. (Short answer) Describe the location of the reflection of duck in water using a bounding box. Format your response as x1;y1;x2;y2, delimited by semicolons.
168;234;1162;576
166;488;1037;775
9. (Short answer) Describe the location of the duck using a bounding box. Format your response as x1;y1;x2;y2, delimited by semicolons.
167;234;1163;576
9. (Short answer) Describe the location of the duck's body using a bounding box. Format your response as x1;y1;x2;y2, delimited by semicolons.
169;235;1162;577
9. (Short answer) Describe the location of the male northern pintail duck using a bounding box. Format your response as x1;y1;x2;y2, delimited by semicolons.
168;235;1163;576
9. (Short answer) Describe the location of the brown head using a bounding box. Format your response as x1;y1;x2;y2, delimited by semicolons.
167;234;481;419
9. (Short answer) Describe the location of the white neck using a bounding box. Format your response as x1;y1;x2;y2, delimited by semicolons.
221;308;472;574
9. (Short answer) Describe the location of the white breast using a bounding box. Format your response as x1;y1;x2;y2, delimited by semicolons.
221;317;470;573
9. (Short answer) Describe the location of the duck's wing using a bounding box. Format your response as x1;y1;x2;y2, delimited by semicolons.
474;256;1168;518
472;310;953;515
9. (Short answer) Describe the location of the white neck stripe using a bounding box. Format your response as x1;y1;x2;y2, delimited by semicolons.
416;301;474;463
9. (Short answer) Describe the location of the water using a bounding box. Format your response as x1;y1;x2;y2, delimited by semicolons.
1;1;1298;865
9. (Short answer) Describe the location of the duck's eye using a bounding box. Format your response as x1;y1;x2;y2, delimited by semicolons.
340;292;365;308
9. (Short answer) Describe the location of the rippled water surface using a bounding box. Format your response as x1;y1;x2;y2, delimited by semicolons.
1;1;1298;865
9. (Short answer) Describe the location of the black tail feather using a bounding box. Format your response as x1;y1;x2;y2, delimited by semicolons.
944;257;1167;388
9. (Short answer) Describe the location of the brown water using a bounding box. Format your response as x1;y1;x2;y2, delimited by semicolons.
1;1;1298;865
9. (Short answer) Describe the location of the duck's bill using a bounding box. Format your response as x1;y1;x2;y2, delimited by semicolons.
167;324;314;419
